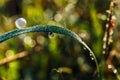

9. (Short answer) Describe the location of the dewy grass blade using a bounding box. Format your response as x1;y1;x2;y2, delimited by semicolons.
0;25;100;79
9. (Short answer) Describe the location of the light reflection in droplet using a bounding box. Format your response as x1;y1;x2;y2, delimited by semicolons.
48;32;54;39
90;53;92;56
91;57;94;60
15;18;27;29
89;53;94;60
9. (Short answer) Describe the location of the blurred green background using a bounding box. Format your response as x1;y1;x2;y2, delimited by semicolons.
0;0;119;80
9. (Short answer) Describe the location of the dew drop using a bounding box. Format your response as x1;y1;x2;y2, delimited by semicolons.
48;32;54;38
91;57;94;60
90;53;92;56
15;18;27;29
89;53;94;60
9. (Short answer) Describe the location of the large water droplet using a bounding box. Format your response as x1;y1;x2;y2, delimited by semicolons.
48;32;54;38
15;18;27;29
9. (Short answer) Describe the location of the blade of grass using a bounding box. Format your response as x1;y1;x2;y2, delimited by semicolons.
0;25;100;79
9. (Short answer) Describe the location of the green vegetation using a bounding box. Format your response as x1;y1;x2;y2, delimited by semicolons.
0;0;120;80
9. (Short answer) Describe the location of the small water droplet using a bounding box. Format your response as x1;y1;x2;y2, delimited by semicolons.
91;57;94;60
15;18;27;29
89;53;94;60
90;53;92;56
48;32;54;38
